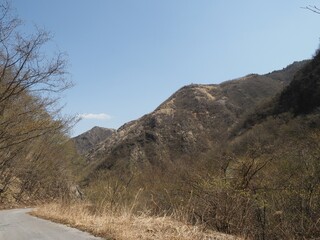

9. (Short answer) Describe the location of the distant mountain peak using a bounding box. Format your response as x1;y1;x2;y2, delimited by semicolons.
72;126;115;155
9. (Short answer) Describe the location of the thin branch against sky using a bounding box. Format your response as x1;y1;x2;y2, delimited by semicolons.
302;5;320;14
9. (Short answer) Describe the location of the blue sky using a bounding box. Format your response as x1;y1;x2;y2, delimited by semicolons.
11;0;320;136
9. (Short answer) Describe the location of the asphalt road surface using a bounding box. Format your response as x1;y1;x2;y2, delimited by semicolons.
0;208;103;240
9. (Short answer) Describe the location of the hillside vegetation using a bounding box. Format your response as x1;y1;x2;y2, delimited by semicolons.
0;2;78;206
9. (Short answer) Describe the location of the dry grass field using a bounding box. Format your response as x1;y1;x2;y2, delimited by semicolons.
32;202;241;240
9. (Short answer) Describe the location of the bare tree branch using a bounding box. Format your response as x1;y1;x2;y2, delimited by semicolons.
302;5;320;14
0;1;76;203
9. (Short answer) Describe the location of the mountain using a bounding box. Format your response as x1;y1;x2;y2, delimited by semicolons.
85;60;308;172
80;56;320;239
72;126;115;155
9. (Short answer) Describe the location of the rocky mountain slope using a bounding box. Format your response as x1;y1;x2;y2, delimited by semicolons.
72;126;115;155
85;60;308;172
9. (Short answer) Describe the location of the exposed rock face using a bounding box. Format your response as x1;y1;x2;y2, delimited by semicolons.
87;61;308;171
72;126;115;155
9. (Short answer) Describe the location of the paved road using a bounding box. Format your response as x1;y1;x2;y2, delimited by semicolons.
0;208;103;240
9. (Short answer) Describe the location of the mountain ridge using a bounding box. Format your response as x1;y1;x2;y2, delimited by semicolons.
84;59;309;173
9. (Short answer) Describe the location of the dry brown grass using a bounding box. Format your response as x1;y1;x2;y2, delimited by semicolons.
32;202;241;240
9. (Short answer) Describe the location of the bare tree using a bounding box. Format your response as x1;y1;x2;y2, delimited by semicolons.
0;1;75;203
302;5;320;14
0;1;73;147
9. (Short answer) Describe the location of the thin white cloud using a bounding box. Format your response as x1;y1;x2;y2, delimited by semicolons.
79;113;112;120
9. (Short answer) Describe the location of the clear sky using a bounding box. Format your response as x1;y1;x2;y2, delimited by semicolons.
11;0;320;136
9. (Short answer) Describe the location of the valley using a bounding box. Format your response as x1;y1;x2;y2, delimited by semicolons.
1;1;320;239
